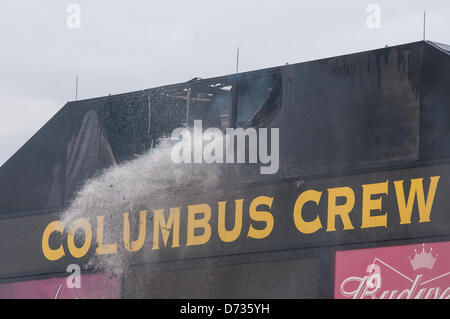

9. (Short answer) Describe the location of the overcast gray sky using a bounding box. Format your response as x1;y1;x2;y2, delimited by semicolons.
0;0;449;166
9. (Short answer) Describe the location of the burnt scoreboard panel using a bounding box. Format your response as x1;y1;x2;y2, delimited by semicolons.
0;41;449;298
0;163;449;297
124;257;321;298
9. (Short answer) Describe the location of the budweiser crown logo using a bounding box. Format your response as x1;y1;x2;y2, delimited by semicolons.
409;244;437;271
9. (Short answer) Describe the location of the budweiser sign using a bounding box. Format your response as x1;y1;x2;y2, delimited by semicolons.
334;241;450;299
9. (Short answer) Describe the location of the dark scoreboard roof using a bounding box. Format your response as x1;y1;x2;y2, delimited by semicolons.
430;41;450;53
1;40;449;217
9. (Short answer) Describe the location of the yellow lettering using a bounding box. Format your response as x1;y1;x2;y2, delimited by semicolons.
293;190;323;234
327;187;355;232
247;196;274;239
218;199;244;243
361;181;388;229
153;208;181;249
67;218;92;258
394;176;440;224
123;210;147;252
96;216;117;255
187;204;211;246
42;221;65;261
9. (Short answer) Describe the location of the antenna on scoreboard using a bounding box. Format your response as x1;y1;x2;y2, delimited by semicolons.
75;75;78;101
423;10;427;41
236;46;239;73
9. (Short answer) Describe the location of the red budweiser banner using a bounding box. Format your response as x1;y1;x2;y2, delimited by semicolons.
0;273;119;299
334;241;450;299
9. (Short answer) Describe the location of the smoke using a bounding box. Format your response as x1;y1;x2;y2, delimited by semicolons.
60;132;224;277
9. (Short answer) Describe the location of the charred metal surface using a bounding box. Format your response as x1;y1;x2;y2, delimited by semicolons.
0;41;449;298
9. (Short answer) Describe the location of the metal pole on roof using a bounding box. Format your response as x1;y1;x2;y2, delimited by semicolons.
236;46;239;73
186;89;191;125
423;11;426;41
75;75;78;101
